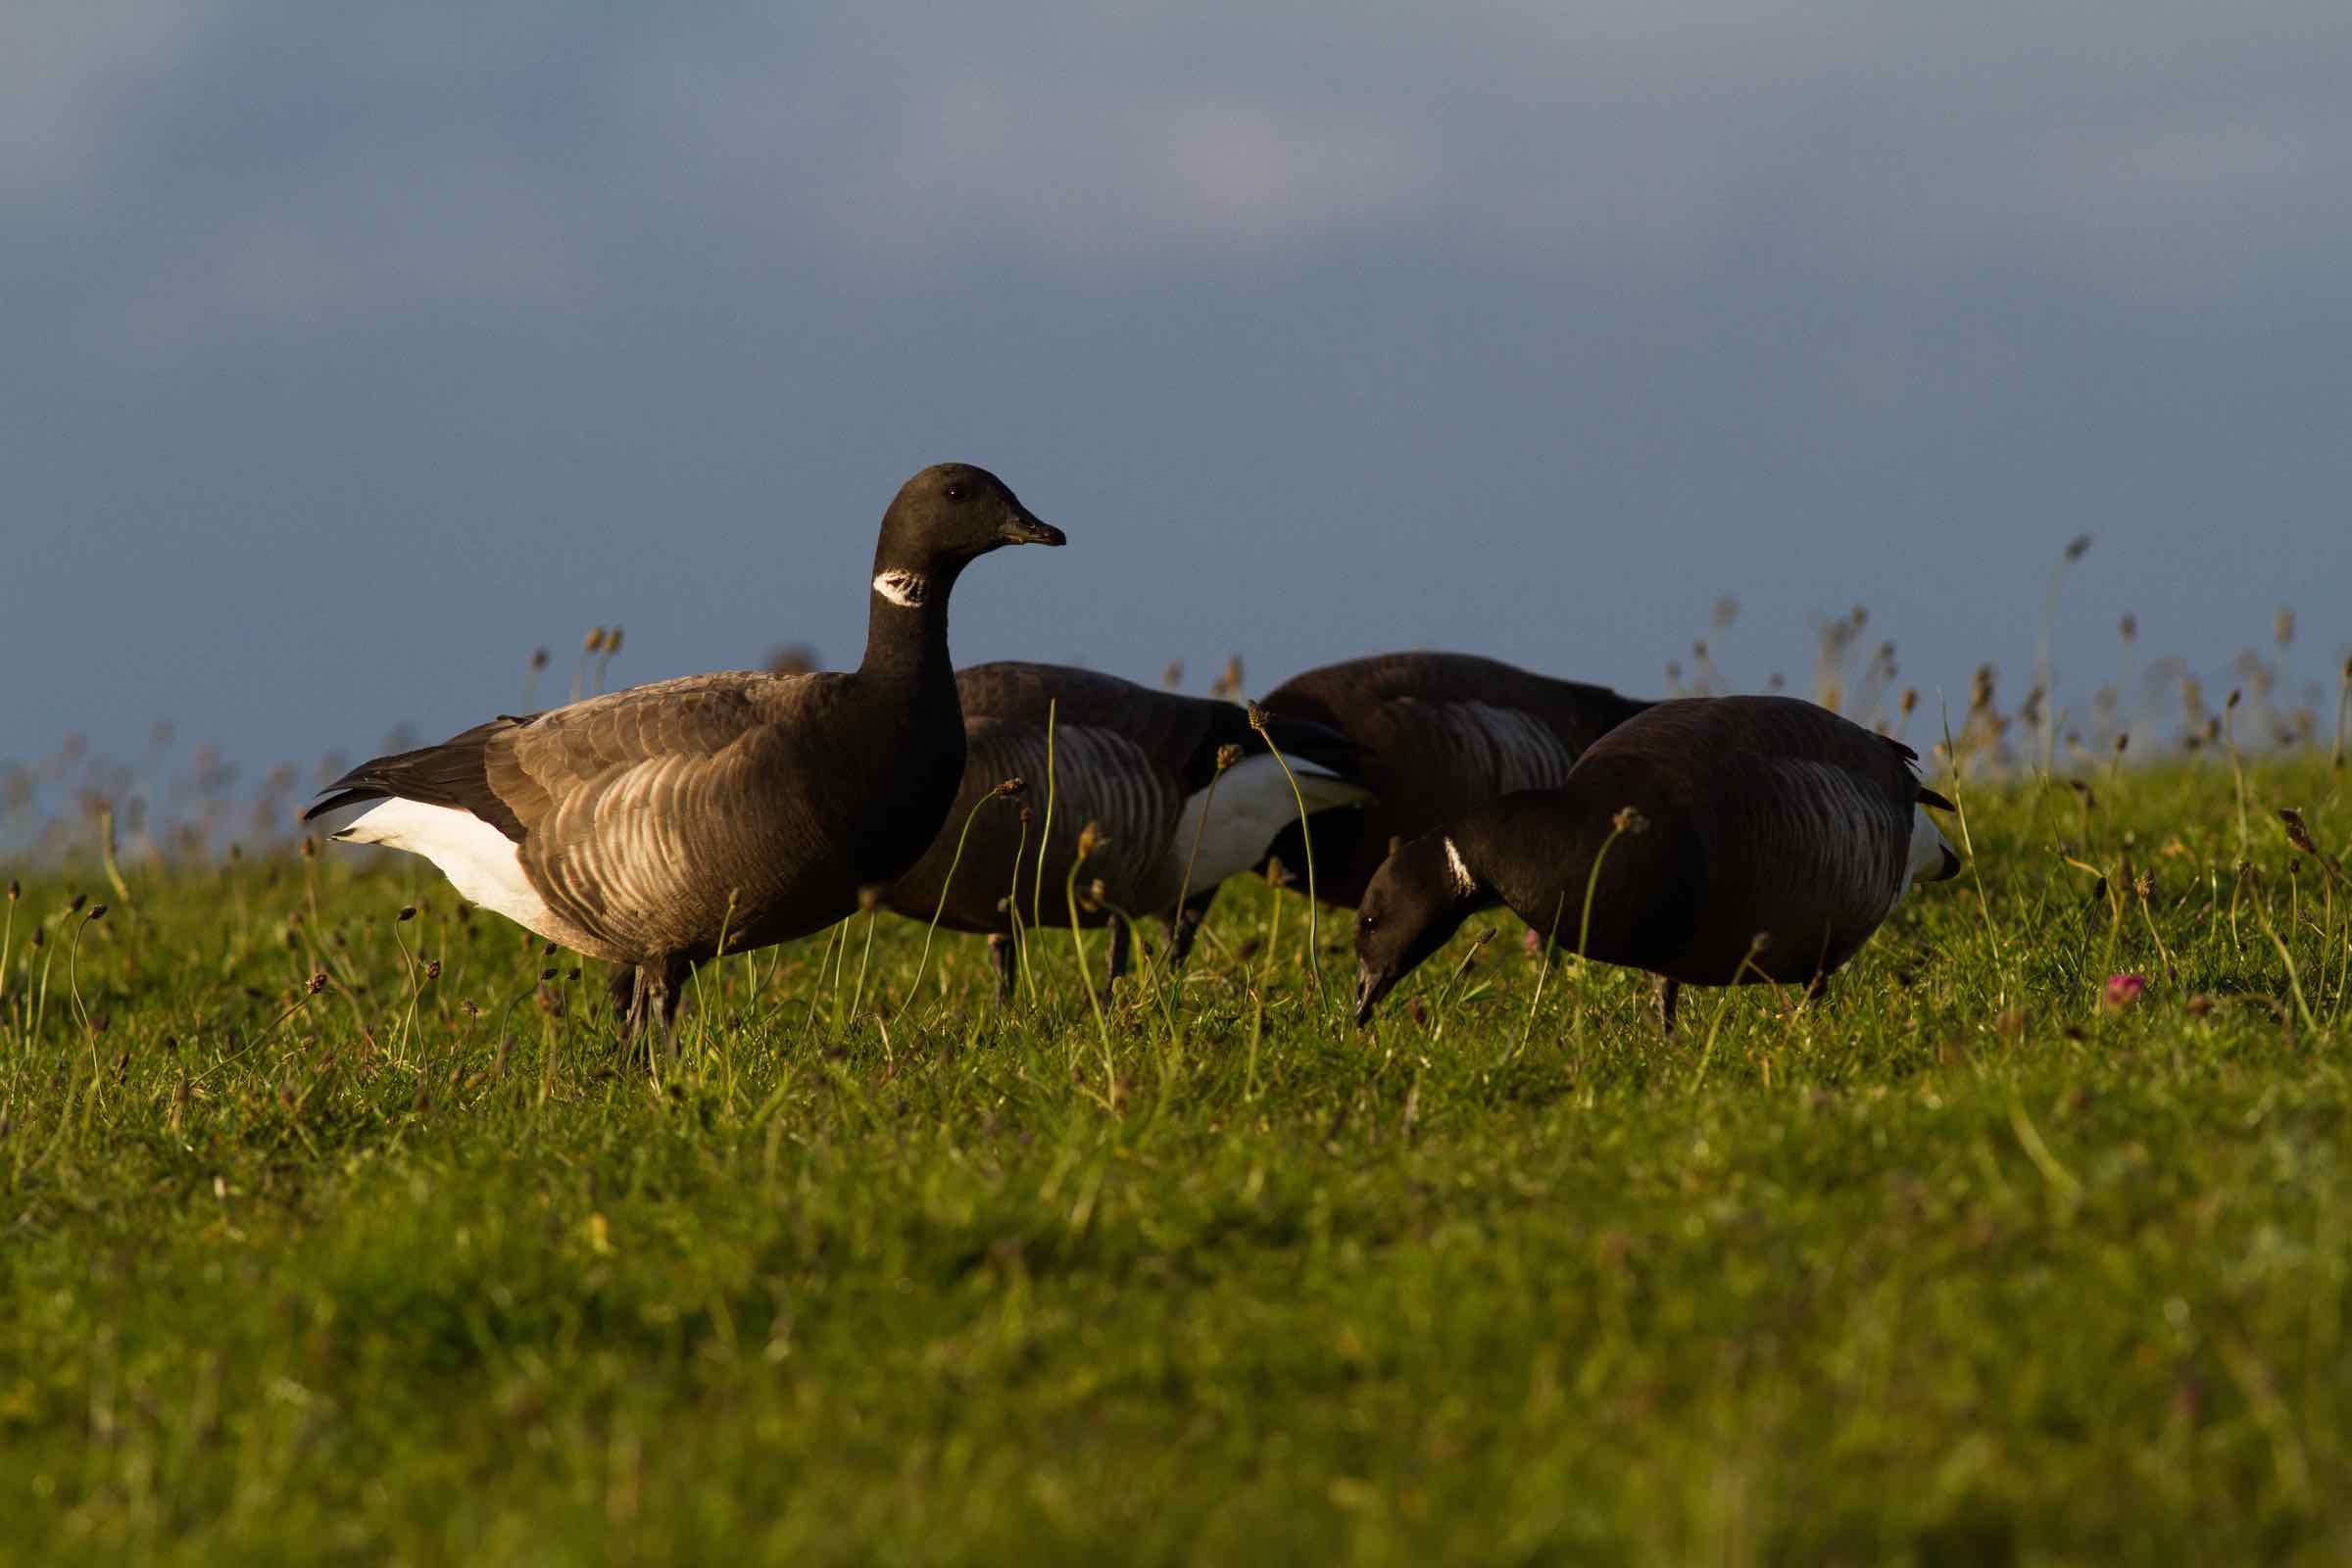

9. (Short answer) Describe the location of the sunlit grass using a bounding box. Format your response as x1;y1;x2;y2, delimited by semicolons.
2;753;2349;1562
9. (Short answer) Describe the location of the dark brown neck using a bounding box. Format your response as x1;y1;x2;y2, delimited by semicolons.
858;557;964;683
1457;774;1694;957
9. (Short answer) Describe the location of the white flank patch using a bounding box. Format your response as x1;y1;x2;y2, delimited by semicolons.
1161;754;1370;892
872;570;929;608
1900;802;1959;897
1442;837;1477;897
329;798;562;939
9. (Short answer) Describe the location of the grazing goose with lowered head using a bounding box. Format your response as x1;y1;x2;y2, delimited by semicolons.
1255;652;1653;908
303;464;1065;1035
1351;695;1960;1031
885;662;1369;997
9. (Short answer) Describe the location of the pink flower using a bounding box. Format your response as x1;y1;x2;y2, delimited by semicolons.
1523;928;1544;956
2103;973;2147;1009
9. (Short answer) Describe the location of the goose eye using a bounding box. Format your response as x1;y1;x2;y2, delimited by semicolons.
944;483;968;502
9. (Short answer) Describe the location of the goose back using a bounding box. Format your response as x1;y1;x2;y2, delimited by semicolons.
314;668;965;962
887;662;1365;935
1259;651;1652;906
1462;696;1948;986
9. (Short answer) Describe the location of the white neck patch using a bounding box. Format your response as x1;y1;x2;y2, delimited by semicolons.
872;570;930;609
1442;837;1477;897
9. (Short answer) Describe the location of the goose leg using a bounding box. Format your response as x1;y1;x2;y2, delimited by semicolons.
1101;917;1132;1002
1656;976;1681;1035
1166;888;1214;970
609;965;641;1033
612;954;693;1052
987;933;1016;1003
652;953;693;1034
1800;972;1831;1012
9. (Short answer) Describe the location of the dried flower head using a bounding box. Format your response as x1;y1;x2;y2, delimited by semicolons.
858;884;883;913
2275;608;2294;648
1075;820;1105;861
2119;612;2136;644
605;626;623;656
584;626;607;653
423;958;442;981
397;906;416;922
86;904;107;922
308;971;329;994
2278;808;2319;858
301;835;318;859
1215;743;1243;772
1900;687;1919;717
996;776;1028;799
2064;533;2093;563
4;879;16;903
1611;806;1648;835
529;647;551;670
2114;731;2130;755
1161;660;1184;689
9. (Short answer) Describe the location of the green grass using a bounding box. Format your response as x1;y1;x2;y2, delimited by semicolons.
5;757;2352;1564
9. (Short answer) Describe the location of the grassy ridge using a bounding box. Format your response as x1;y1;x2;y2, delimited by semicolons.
4;757;2351;1563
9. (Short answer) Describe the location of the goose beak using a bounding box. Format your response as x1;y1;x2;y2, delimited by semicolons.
999;511;1065;547
1352;961;1387;1027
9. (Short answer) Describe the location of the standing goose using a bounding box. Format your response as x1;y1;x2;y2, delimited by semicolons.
303;464;1065;1034
885;662;1368;997
1351;696;1960;1031
1255;652;1653;908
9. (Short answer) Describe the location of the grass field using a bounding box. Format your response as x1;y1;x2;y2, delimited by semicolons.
5;751;2352;1563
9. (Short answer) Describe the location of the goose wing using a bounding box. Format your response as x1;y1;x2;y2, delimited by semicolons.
1701;700;1936;964
312;671;847;955
892;716;1182;927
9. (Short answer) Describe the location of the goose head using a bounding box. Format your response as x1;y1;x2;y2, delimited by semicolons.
1352;832;1486;1026
874;464;1064;586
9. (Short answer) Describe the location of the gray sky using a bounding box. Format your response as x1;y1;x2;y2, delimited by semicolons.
7;1;2350;801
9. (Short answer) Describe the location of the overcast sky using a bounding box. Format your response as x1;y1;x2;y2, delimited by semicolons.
7;1;2350;800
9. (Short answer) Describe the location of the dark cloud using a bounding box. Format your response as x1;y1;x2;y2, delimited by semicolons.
5;2;2348;779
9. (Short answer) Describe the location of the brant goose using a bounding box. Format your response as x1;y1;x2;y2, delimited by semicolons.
885;662;1368;996
303;464;1065;1035
1350;695;1960;1031
1256;652;1652;907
